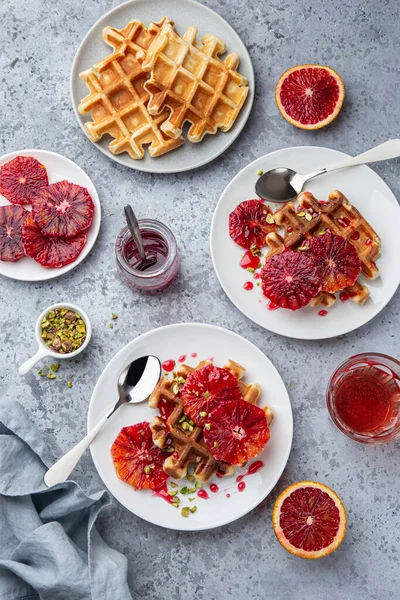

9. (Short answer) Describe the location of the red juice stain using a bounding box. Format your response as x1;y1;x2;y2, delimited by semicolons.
253;272;260;280
318;310;328;317
267;301;279;311
162;359;175;372
350;231;360;241
247;460;264;475
197;489;209;499
178;354;186;363
287;226;293;233
240;250;260;270
238;482;246;492
334;365;398;434
226;493;231;498
236;474;244;483
339;292;349;303
365;238;373;246
337;217;351;228
152;483;174;504
243;281;254;291
210;483;219;493
191;352;197;358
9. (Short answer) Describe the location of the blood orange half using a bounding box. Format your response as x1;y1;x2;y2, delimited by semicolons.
272;481;346;559
276;65;345;130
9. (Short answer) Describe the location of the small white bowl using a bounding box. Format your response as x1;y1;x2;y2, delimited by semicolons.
19;302;92;376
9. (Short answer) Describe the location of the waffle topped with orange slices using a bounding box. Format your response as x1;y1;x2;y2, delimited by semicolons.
265;190;381;306
148;359;273;483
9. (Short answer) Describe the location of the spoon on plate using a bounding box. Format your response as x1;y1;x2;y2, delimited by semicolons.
255;139;400;203
44;355;161;487
124;205;157;271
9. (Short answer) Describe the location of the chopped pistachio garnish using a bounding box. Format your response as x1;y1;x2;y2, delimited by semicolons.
170;482;178;488
257;170;263;176
204;423;211;431
178;415;186;424
168;490;178;496
247;267;255;273
266;213;275;224
204;391;210;399
67;381;73;388
188;487;197;494
37;369;45;377
188;497;196;502
195;481;202;489
181;507;190;518
111;313;118;320
189;506;197;514
213;441;218;448
50;363;60;373
188;425;194;432
109;324;113;329
305;212;313;221
181;421;190;431
47;373;56;380
187;475;195;482
180;486;188;495
41;308;86;354
171;382;180;395
144;466;151;475
200;411;207;418
297;211;306;217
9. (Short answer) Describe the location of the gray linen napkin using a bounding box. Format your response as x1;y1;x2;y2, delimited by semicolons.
0;396;137;600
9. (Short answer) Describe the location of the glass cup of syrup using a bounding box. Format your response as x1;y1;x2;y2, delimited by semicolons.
115;219;179;293
327;353;400;444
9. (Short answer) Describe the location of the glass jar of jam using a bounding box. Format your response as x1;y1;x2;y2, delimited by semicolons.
115;219;179;293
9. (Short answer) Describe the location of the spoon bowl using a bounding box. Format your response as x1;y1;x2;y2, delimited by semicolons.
255;167;299;203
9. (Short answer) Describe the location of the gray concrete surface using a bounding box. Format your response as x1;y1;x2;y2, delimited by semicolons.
1;0;399;598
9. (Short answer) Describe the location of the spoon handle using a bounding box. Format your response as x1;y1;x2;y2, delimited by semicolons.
44;411;111;486
325;139;400;173
124;205;146;262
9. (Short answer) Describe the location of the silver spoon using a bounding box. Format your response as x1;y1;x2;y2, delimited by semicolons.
124;205;157;271
255;139;400;203
44;355;161;487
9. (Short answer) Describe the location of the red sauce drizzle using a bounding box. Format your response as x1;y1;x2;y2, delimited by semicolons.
226;493;231;498
240;250;260;270
337;217;351;228
197;489;209;499
339;292;349;303
287;226;293;233
178;354;186;363
253;272;260;280
365;238;373;246
152;483;174;504
162;359;175;372
238;481;246;492
243;281;254;291
158;398;176;423
191;352;197;358
236;460;264;483
350;231;360;241
319;200;328;206
318;310;328;317
210;483;219;493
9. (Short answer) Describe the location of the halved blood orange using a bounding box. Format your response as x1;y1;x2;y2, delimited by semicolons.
111;422;168;490
276;65;345;130
272;481;346;559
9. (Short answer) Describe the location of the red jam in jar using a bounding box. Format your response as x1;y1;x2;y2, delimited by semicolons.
115;219;179;293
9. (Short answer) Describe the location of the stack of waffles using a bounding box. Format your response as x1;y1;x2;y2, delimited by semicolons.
148;359;273;483
78;17;249;160
266;190;381;306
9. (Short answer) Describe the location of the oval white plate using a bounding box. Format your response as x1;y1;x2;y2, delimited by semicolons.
0;149;101;282
211;146;400;340
70;0;254;174
88;323;292;531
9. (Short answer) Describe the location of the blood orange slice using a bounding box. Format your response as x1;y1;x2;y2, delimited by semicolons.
276;65;345;130
181;365;242;426
203;398;270;465
261;250;322;310
0;156;48;205
0;204;28;262
32;180;94;238
229;199;276;249
305;230;361;293
272;481;346;559
111;422;168;490
21;214;86;268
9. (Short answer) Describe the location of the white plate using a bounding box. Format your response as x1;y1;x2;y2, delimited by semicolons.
88;323;292;531
0;149;101;282
211;146;400;340
70;0;254;174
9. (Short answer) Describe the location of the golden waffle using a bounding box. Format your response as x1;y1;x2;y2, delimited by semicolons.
265;190;381;306
139;22;249;142
78;18;184;159
148;359;273;483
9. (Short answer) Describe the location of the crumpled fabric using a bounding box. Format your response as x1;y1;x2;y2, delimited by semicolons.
0;396;138;600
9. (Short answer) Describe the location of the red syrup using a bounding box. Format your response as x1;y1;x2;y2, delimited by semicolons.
178;354;186;363
337;217;351;228
253;272;260;280
152;483;174;504
340;292;349;303
124;230;168;271
319;200;328;206
197;489;209;499
162;359;175;372
236;460;264;483
243;281;254;291
238;482;246;492
350;231;360;241
334;364;399;434
158;398;176;424
318;310;328;317
240;250;260;270
226;493;231;498
210;483;219;493
365;238;373;246
191;352;197;358
267;301;279;311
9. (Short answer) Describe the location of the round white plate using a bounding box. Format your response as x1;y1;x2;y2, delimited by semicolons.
211;146;400;340
88;323;292;531
0;149;101;282
70;0;254;174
